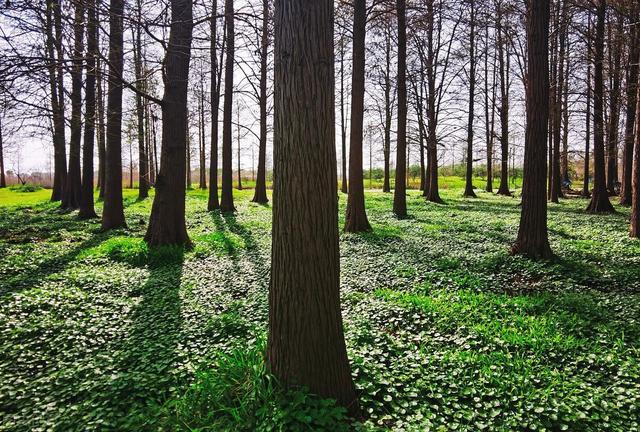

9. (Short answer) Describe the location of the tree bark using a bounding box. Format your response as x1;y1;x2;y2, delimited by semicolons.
587;0;615;213
550;0;567;203
606;13;623;196
47;0;67;201
345;0;372;231
268;0;359;416
620;7;638;206
484;24;495;193
61;0;85;210
145;0;193;246
101;0;127;230
383;28;392;193
631;57;640;236
208;1;222;210
220;0;235;212
251;0;269;203
199;80;207;189
393;0;408;216
512;0;553;259
0;114;5;188
340;36;349;194
583;19;592;198
463;0;477;198
97;46;106;199
79;0;98;219
496;7;511;197
134;0;149;200
424;0;443;203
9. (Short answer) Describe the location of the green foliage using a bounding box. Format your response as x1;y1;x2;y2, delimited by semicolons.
161;340;349;431
0;186;639;431
8;183;43;192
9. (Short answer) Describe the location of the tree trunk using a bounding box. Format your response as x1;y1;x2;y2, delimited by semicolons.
220;0;235;212
345;0;371;231
463;0;477;198
496;9;511;197
101;0;127;230
606;13;623;196
145;0;193;246
512;0;553;259
79;0;98;219
252;0;269;203
146;99;155;185
186;117;192;189
561;18;570;185
236;106;243;190
208;2;222;210
97;47;106;199
199;82;207;189
383;29;392;193
550;0;567;203
134;0;149;200
340;37;348;194
620;7;638;206
393;0;408;216
424;0;443;203
48;0;67;202
583;19;592;198
484;24;495;193
268;0;359;416
0;115;5;188
61;1;84;210
631;59;640;236
587;0;615;213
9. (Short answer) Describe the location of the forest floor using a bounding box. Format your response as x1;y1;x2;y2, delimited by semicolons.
1;184;639;431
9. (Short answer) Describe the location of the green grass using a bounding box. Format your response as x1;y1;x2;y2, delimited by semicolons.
0;185;639;431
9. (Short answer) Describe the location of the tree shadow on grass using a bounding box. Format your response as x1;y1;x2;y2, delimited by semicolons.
0;232;108;296
106;246;185;428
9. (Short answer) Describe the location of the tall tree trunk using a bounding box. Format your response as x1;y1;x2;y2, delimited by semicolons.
0;115;5;188
268;0;359;415
340;36;349;194
550;0;567;203
496;8;511;196
464;0;477;198
208;1;222;210
587;0;615;213
49;0;67;201
146;99;155;185
145;0;193;246
236;106;242;190
61;1;85;210
512;0;552;259
186;116;192;189
606;13;623;195
620;8;638;206
345;0;371;231
583;19;592;198
97;48;106;198
134;0;149;200
383;28;392;193
631;57;640;236
393;0;408;216
220;0;235;212
101;0;127;230
561;20;570;184
200;88;207;189
484;24;495;193
424;0;443;203
252;0;269;203
79;0;98;219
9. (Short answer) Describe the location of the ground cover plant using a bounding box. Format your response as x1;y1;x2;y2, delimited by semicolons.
1;186;639;431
